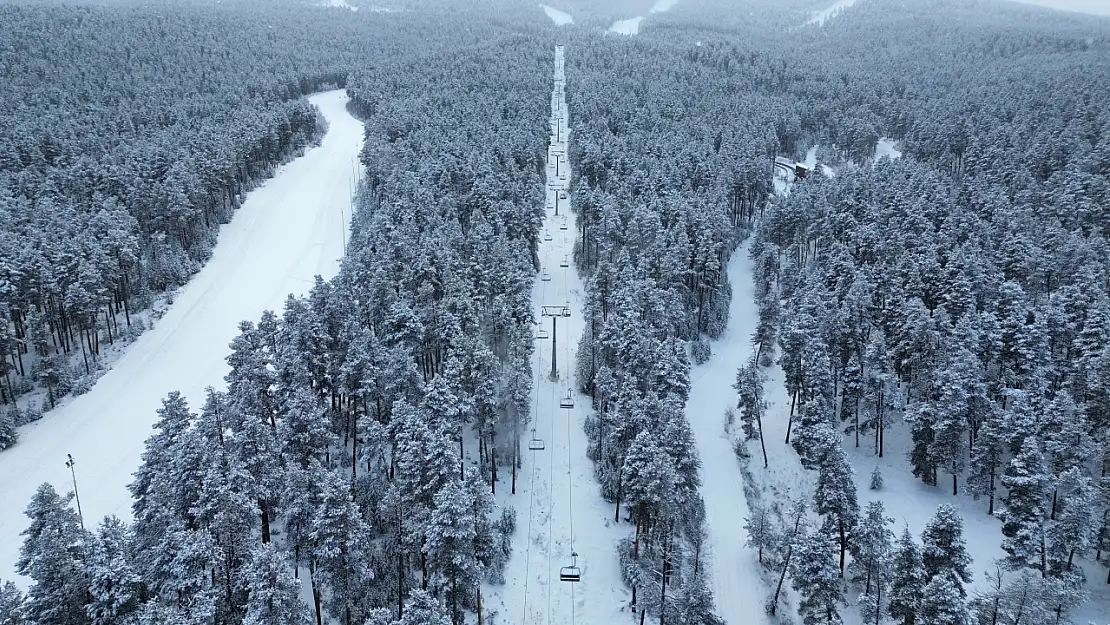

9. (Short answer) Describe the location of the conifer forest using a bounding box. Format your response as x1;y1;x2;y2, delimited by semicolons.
2;0;1110;624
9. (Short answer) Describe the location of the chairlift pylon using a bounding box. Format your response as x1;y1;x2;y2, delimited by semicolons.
560;552;581;582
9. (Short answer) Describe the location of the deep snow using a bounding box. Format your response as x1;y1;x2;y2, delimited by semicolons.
0;90;363;585
807;0;859;26
540;4;574;25
485;45;633;625
685;241;771;624
608;0;677;36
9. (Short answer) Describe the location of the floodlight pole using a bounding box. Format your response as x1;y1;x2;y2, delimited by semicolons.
66;454;84;529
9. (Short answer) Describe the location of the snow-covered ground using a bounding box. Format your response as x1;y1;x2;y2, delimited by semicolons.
321;0;358;11
649;0;679;13
729;152;1110;623
874;137;902;161
608;0;677;36
0;90;363;585
807;0;859;26
608;16;645;35
685;241;772;625
485;45;633;625
540;4;574;25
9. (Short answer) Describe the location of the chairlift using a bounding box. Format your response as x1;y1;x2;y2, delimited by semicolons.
536;328;549;339
560;256;569;268
541;272;551;282
544;231;553;242
559;220;568;231
559;552;581;582
528;429;545;451
560;389;575;409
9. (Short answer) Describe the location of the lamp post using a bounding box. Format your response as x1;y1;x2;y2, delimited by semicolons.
66;454;84;529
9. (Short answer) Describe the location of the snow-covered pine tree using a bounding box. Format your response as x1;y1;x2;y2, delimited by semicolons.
310;468;376;625
917;571;971;625
999;437;1050;573
967;406;1006;515
86;516;142;625
16;484;91;625
850;502;894;595
242;543;312;625
921;505;973;594
1045;467;1095;577
790;531;844;625
744;500;777;565
870;465;883;490
0;405;16;451
425;472;481;624
397;589;451;625
813;437;859;572
888;526;925;625
0;581;24;625
734;357;768;467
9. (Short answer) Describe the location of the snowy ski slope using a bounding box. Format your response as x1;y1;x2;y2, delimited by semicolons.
0;90;363;585
486;45;632;625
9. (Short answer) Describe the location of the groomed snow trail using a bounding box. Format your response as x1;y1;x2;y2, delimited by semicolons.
608;0;678;35
540;4;574;25
0;90;363;585
685;243;770;625
487;45;630;625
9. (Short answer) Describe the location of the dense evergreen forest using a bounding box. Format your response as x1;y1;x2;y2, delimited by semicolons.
0;0;517;423
3;0;1110;623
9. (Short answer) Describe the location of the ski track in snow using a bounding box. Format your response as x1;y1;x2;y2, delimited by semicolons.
0;90;363;586
807;0;858;26
540;4;574;25
687;241;772;624
486;45;632;625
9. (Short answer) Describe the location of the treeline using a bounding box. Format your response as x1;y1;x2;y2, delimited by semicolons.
0;20;555;625
735;0;1110;622
0;1;518;423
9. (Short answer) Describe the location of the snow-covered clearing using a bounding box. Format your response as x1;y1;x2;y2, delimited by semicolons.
322;0;358;11
649;0;679;13
485;45;632;625
685;241;771;625
807;0;859;26
874;137;901;161
540;4;574;25
0;89;363;585
608;0;677;36
608;16;645;35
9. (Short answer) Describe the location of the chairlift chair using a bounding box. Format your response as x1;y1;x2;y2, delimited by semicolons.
528;429;545;451
541;272;551;282
536;328;549;339
544;231;553;241
560;552;581;582
560;256;569;268
559;220;568;231
560;389;575;409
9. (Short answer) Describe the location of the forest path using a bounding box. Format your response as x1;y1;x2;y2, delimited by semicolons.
0;90;363;585
486;45;630;625
685;242;771;624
